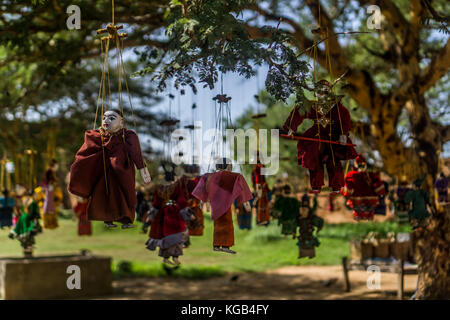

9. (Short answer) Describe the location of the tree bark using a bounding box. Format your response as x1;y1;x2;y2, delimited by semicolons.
412;204;450;299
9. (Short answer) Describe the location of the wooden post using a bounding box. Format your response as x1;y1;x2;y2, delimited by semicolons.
342;256;351;292
397;259;404;299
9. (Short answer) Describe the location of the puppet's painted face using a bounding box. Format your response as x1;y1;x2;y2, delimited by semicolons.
102;111;123;133
315;83;334;114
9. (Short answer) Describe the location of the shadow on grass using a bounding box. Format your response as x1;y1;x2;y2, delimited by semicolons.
112;260;225;280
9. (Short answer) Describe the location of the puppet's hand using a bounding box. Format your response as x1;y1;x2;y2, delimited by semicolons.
140;167;152;184
243;202;251;212
339;135;347;145
48;184;54;192
288;129;294;136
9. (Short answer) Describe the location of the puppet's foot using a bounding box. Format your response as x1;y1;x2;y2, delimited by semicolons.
330;190;341;196
121;223;135;229
221;247;236;254
163;258;175;266
104;222;118;228
172;257;181;266
213;246;221;252
309;189;321;194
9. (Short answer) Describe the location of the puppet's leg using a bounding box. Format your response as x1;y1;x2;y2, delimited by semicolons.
326;157;344;193
309;166;325;192
213;208;236;253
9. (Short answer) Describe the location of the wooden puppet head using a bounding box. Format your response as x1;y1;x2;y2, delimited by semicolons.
102;110;124;133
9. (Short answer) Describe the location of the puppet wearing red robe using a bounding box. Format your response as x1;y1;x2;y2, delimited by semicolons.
69;128;146;225
192;169;252;253
146;180;192;264
252;163;270;226
342;155;386;220
179;175;204;236
73;199;92;236
282;80;357;193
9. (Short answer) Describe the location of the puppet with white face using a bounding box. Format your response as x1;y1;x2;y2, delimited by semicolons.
69;109;151;229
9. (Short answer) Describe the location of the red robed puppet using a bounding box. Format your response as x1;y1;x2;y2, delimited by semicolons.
342;154;386;220
193;162;252;254
69;110;150;227
282;80;357;194
251;163;270;225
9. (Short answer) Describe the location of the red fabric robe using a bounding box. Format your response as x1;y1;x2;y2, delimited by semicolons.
283;103;358;190
68;128;145;224
149;181;188;240
74;201;92;236
252;164;270;225
193;170;252;247
179;176;204;236
342;170;386;220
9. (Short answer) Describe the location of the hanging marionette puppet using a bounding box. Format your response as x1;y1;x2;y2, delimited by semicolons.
252;159;271;226
374;172;389;216
145;161;194;266
69;109;152;229
0;189;14;229
180;164;204;237
434;172;448;205
342;154;386;220
73;196;92;236
405;174;432;230
8;190;42;257
0;158;15;229
41;159;59;229
273;184;300;238
393;176;411;224
282;78;358;195
269;178;284;220
192;158;253;254
296;193;323;259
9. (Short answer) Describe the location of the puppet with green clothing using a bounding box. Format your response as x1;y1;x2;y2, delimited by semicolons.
405;174;431;230
296;193;324;259
273;184;299;237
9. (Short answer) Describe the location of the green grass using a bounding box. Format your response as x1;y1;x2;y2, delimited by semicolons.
0;211;410;278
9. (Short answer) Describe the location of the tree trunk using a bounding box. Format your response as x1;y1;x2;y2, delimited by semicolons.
412;204;450;299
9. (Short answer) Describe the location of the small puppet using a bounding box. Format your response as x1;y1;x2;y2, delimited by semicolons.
0;189;15;229
73;196;92;236
434;173;448;204
405;174;431;230
282;79;357;195
8;190;42;257
235;199;252;230
273;184;300;238
394;176;411;224
374;177;389;216
251;161;271;226
192;158;252;254
69;109;151;229
342;154;386;220
296;193;323;259
145;162;193;266
269;179;284;219
41;159;59;229
179;164;204;237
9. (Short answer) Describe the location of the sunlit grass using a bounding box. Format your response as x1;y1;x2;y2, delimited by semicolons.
0;210;409;278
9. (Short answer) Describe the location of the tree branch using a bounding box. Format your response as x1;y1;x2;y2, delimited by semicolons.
419;38;450;94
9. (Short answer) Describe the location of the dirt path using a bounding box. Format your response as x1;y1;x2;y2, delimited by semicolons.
103;265;417;300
